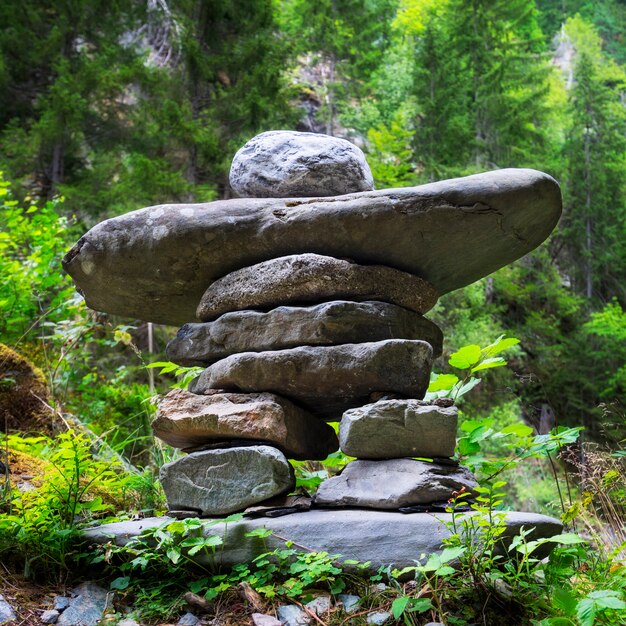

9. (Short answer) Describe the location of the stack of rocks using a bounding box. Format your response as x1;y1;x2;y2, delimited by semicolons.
63;130;564;529
315;400;477;511
153;131;476;516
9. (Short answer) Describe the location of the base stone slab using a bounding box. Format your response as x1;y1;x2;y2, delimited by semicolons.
83;509;563;572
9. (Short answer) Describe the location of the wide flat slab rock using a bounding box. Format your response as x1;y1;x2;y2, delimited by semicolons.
168;301;443;366
153;389;338;460
197;254;438;320
315;459;477;509
230;131;374;198
83;510;564;572
190;340;433;420
63;169;562;325
160;446;295;516
339;400;458;459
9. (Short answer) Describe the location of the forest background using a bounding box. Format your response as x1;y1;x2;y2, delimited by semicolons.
0;0;625;517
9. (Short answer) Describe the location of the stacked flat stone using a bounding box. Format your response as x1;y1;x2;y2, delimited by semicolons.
62;130;564;524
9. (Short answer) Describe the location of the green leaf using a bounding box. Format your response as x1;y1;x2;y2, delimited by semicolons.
483;336;520;357
587;590;626;609
110;576;130;590
391;596;410;619
245;528;273;539
439;546;466;562
500;423;534;438
470;357;506;373
453;377;482;398
427;373;459;392
407;598;433;613
545;533;587;545
449;345;482;369
458;437;481;456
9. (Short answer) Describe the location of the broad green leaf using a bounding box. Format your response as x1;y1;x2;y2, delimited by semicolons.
501;423;534;438
110;576;130;590
427;373;459;392
440;546;467;562
483;336;520;357
545;533;587;545
407;598;433;613
458;438;481;456
391;596;410;618
449;345;482;369
470;357;506;373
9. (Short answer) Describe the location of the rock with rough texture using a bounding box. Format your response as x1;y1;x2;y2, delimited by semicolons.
177;613;200;626
0;595;16;624
62;169;562;325
53;598;70;611
314;459;478;509
305;596;331;616
229;131;374;198
159;446;295;516
276;605;310;626
57;583;110;626
168;301;443;365
197;254;438;321
84;510;564;572
251;614;283;626
41;610;60;624
339;400;458;459
338;595;361;614
366;612;392;625
190;340;433;420
152;389;338;460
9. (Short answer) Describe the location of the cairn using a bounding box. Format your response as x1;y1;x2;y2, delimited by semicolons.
63;130;563;521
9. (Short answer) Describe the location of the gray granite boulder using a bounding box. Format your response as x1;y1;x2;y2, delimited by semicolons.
167;301;443;366
83;510;564;572
339;400;458;459
62;169;562;325
314;459;477;509
229;131;374;198
159;446;295;515
196;254;438;321
190;340;433;420
153;389;338;460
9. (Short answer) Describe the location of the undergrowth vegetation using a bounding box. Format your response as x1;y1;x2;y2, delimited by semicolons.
1;331;625;624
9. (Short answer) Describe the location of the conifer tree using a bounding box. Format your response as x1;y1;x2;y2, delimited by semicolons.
563;20;626;301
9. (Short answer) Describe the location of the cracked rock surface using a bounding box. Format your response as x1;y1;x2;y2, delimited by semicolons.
314;459;478;509
152;389;338;460
196;254;438;320
190;340;433;420
339;400;458;459
167;300;443;365
159;445;295;515
62;169;562;325
229;130;374;198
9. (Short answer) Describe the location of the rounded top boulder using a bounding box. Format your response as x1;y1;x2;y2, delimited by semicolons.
229;130;375;198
